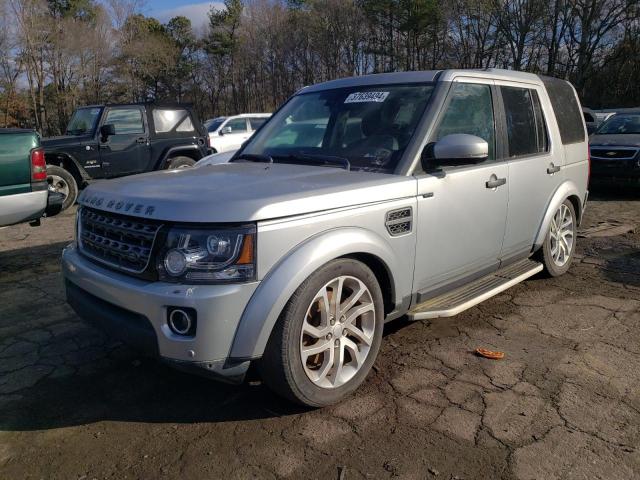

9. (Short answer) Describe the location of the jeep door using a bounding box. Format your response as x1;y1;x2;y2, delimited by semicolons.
413;80;509;297
495;82;562;262
99;106;150;177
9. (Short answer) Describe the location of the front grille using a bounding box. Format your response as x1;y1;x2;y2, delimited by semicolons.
385;207;412;236
78;207;162;274
590;147;638;160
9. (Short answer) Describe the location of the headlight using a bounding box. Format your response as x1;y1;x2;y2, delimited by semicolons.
156;225;256;283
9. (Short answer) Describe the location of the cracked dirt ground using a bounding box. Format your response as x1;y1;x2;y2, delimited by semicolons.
1;192;639;480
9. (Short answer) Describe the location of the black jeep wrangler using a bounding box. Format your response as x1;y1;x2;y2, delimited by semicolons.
42;103;209;211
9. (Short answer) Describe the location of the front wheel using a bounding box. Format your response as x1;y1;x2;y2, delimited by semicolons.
259;259;384;407
46;165;78;212
166;156;196;169
537;199;577;276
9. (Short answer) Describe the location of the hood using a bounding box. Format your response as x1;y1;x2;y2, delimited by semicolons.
79;162;416;223
41;134;93;149
589;134;640;147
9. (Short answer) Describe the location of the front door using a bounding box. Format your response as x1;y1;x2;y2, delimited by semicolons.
413;80;509;297
99;106;150;177
218;117;251;152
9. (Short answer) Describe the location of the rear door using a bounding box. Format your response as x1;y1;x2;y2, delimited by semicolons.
497;82;562;262
99;106;150;177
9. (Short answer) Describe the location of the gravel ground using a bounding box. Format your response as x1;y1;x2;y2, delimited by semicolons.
0;192;639;480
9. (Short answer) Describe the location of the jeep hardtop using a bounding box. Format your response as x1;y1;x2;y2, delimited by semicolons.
43;103;209;211
62;69;589;406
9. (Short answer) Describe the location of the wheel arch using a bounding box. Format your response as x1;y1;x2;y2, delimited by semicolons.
158;145;203;169
533;180;583;250
228;227;405;361
45;152;87;186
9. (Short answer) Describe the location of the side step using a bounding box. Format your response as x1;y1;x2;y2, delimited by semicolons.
408;259;543;320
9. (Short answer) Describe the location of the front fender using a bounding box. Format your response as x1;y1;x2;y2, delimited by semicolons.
229;227;407;360
533;179;583;249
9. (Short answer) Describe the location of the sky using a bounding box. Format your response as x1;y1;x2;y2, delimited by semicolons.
145;1;225;31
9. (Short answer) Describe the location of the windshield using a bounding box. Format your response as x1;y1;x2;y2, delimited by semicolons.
66;107;102;135
596;114;640;135
206;118;226;132
238;84;435;173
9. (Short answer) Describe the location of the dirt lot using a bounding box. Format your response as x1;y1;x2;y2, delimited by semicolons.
1;192;639;480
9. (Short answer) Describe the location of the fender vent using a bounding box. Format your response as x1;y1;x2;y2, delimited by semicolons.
385;207;412;236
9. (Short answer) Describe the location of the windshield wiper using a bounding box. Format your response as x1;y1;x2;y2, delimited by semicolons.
279;153;351;171
234;153;274;164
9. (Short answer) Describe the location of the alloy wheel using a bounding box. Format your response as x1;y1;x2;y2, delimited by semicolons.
300;275;376;389
549;203;574;267
47;174;70;200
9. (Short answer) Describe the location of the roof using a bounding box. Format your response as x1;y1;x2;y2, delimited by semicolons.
0;128;36;134
301;68;545;94
76;102;195;109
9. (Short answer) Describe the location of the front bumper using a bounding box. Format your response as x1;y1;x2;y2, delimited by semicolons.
62;243;259;382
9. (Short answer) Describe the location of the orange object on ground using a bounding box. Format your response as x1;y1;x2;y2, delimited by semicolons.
476;348;505;360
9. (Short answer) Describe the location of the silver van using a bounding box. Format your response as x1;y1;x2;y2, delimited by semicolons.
62;69;589;406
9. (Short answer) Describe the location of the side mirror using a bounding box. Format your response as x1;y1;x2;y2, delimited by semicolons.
423;134;488;169
220;126;232;135
100;123;116;141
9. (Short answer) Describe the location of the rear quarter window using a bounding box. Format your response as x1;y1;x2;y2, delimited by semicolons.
540;76;586;145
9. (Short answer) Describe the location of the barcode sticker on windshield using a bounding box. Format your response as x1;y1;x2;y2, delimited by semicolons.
344;91;390;103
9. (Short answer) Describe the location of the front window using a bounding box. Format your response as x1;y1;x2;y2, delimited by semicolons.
206;118;226;132
239;84;435;173
104;108;144;134
66;107;102;135
596;114;640;135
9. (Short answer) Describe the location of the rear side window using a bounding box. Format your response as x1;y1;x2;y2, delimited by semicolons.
501;87;548;157
153;109;194;133
540;76;585;145
104;108;144;135
249;118;267;130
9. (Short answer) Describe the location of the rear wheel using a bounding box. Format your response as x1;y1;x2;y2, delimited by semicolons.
46;165;78;212
166;156;195;169
537;199;577;276
259;259;384;407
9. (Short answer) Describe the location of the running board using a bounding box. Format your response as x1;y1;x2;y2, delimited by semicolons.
408;259;543;320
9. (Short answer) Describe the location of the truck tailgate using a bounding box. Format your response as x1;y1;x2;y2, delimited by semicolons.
0;131;38;196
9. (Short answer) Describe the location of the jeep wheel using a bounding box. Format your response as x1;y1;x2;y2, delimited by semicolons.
259;259;384;407
46;165;78;212
166;156;195;169
537;199;577;276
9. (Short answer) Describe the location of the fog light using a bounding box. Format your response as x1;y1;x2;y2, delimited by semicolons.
168;308;196;336
164;249;187;276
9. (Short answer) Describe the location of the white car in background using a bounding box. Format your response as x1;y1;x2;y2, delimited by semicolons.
205;114;271;153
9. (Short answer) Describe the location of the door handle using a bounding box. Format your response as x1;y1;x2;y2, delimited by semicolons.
136;137;147;144
486;175;506;189
547;164;561;174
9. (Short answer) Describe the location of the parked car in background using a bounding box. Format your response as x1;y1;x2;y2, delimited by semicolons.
1;129;63;227
583;107;598;134
589;111;640;186
195;149;237;167
42;103;209;211
206;113;270;153
62;69;588;407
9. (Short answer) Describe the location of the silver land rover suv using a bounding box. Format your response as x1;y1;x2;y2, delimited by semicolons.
62;69;589;406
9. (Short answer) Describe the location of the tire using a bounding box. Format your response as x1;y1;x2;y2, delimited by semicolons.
536;199;577;277
259;258;384;407
46;165;78;212
165;156;195;169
